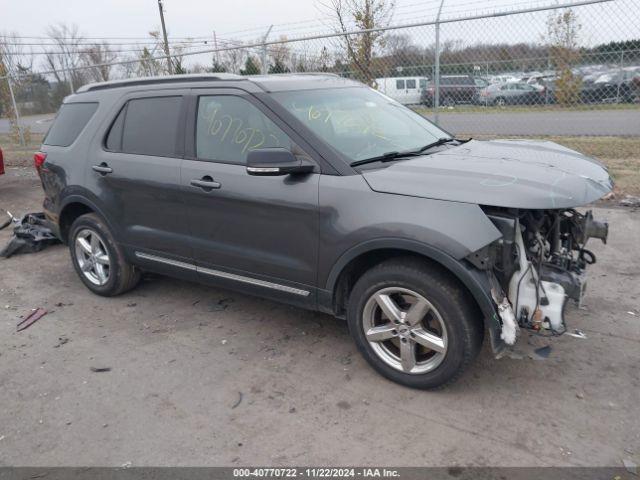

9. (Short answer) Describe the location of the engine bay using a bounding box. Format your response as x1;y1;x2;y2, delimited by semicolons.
469;207;609;345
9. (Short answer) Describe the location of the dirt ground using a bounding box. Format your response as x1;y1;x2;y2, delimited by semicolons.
0;167;639;467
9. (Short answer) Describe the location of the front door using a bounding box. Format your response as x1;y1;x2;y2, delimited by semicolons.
180;91;320;306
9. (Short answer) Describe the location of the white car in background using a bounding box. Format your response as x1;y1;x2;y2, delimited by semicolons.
375;76;428;105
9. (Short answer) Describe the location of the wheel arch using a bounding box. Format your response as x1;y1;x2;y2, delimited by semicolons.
322;238;503;352
58;195;115;244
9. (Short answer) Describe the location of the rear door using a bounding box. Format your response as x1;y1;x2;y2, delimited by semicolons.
180;89;320;306
87;90;196;279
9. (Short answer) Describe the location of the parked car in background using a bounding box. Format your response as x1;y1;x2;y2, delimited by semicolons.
581;68;639;104
375;76;428;105
489;74;520;84
476;82;543;106
421;75;479;106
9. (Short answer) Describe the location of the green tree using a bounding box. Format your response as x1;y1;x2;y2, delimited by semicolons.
240;56;260;75
268;58;290;74
547;9;582;106
209;60;227;73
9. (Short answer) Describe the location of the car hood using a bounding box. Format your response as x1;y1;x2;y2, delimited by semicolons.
361;139;613;209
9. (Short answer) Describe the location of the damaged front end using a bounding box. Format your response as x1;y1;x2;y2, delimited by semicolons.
467;207;608;347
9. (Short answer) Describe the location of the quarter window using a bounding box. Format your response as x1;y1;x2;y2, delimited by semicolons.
44;102;98;147
196;96;291;165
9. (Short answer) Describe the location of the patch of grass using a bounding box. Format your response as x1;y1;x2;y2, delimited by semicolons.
0;133;45;166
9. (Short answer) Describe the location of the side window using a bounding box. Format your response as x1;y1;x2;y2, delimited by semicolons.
395;79;405;90
44;103;98;147
419;78;427;89
406;79;416;89
196;95;292;165
121;96;182;157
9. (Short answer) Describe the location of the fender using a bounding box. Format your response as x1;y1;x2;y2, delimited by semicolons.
58;191;122;243
322;237;505;353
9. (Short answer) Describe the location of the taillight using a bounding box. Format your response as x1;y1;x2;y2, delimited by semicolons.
34;152;47;172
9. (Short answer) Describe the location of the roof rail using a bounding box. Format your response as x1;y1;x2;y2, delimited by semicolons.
76;73;244;93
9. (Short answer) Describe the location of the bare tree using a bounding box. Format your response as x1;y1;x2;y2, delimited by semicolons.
321;0;394;85
223;44;246;74
44;23;87;91
81;42;117;82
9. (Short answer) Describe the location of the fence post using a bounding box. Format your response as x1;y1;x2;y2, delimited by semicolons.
615;50;625;103
6;76;25;147
261;25;273;75
433;0;445;125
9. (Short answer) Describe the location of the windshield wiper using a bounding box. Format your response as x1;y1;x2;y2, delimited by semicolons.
349;137;467;168
349;150;422;167
412;137;458;154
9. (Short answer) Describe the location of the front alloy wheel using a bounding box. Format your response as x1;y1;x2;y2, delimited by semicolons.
363;287;447;374
347;258;483;389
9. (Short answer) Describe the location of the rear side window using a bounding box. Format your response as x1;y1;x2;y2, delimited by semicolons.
406;79;416;89
120;96;182;157
396;79;405;89
44;103;98;147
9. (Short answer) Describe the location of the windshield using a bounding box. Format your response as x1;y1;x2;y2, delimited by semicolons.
272;87;450;163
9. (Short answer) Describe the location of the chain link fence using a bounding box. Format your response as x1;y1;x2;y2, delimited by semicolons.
1;0;640;150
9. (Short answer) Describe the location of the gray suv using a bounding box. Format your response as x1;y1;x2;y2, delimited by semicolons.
37;74;611;389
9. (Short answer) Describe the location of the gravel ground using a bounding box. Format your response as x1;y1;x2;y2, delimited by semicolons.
0;167;639;467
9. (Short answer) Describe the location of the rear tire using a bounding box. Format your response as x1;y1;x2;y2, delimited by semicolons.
347;258;483;389
69;213;141;296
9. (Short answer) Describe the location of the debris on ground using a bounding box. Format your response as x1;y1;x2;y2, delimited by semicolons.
565;329;587;339
533;345;552;359
0;210;14;231
0;212;60;258
17;308;48;332
90;366;112;373
231;391;243;409
208;297;234;312
620;195;640;208
622;457;638;476
53;336;69;348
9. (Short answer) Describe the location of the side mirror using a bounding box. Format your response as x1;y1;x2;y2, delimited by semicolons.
246;148;314;176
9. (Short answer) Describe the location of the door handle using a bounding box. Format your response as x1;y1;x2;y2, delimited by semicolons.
190;176;221;190
92;163;113;174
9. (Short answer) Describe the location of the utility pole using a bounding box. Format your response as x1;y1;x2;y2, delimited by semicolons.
261;25;273;75
433;0;445;125
157;0;173;74
213;31;221;66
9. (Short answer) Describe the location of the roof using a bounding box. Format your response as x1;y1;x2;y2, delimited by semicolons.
75;72;361;94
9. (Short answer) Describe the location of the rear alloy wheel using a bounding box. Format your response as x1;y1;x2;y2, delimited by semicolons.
75;229;111;286
347;258;483;389
495;97;506;107
69;213;141;296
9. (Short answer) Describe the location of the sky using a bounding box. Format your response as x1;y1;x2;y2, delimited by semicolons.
1;0;637;71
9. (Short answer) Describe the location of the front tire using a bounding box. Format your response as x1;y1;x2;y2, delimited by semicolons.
347;258;483;389
69;213;141;296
